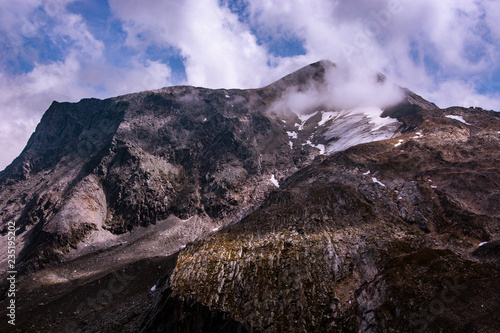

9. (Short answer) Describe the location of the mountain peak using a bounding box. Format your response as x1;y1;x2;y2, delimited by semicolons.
2;61;499;333
272;59;335;87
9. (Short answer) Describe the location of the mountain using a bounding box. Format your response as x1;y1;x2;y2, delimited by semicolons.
1;60;499;332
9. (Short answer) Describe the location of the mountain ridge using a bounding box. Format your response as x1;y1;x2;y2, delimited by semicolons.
0;60;415;273
0;60;499;332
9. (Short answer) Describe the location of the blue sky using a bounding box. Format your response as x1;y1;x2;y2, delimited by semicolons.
1;0;500;170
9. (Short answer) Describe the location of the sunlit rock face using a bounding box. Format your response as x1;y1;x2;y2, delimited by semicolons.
2;61;500;333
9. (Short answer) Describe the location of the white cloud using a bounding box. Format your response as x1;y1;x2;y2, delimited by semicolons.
109;0;271;88
426;80;500;110
246;0;500;109
269;63;404;117
52;12;105;59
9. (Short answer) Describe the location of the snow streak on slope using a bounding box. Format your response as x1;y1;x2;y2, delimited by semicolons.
291;107;400;155
320;107;400;153
445;115;471;125
295;111;318;130
270;174;279;187
268;62;404;155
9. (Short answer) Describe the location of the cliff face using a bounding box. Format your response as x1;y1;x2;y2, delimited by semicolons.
0;61;499;332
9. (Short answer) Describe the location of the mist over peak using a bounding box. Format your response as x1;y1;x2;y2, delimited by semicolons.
268;60;405;117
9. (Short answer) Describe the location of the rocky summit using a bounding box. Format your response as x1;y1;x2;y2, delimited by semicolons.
0;60;499;332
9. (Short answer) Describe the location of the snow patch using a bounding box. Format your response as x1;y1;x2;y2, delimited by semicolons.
315;144;325;155
412;131;423;139
270;174;280;188
372;177;386;187
289;141;293;149
363;170;371;175
298;111;318;124
394;139;403;147
446;115;471;125
225;94;230;98
321;107;401;154
318;111;337;126
479;242;488;247
360;106;396;132
212;226;221;232
151;285;156;292
295;111;318;130
286;131;298;139
303;140;325;154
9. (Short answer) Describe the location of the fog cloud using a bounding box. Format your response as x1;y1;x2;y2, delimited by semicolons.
270;64;404;117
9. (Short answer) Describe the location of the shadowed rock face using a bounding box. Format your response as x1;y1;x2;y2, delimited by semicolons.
0;61;499;333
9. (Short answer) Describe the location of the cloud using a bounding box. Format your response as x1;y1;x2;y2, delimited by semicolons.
426;80;500;110
108;0;500;107
109;0;271;89
245;0;500;108
269;63;404;117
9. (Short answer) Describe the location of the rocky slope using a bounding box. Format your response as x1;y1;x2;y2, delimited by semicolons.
0;60;499;332
0;60;407;276
139;105;500;333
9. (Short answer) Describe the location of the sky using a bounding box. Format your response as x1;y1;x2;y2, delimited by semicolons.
1;0;500;171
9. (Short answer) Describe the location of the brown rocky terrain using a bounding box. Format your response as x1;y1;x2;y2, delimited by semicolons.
0;60;499;332
140;105;500;333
